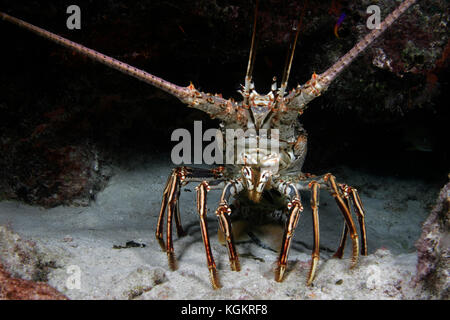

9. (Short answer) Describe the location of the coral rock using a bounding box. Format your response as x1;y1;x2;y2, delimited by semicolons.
0;263;67;300
415;180;450;299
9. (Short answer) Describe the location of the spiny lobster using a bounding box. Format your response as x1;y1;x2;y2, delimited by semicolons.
0;0;417;289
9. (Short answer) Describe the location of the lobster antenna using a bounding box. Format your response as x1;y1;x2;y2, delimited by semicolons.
279;0;307;98
243;0;259;106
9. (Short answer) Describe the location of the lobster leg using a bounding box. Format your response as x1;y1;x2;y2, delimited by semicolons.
324;174;359;267
155;171;175;251
307;181;320;286
174;193;186;238
196;181;221;289
275;182;303;282
196;178;244;289
166;176;181;270
215;180;245;272
155;166;225;271
156;167;187;259
333;185;352;259
349;187;368;256
333;222;349;259
333;185;368;258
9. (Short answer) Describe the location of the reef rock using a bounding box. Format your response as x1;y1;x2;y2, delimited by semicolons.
0;225;67;299
0;262;67;300
415;179;450;299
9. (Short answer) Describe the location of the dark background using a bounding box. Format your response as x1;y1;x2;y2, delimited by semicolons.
0;0;448;206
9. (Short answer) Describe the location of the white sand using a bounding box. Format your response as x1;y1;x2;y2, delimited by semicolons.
0;157;439;299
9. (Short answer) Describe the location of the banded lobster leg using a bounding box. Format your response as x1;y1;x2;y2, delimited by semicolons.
273;172;368;285
195;181;221;289
308;181;320;285
274;180;320;285
215;179;245;273
155;166;225;270
196;179;245;289
333;185;368;258
294;173;367;266
273;181;304;282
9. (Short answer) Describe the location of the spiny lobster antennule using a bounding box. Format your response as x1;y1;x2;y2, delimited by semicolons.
276;0;308;104
243;0;259;106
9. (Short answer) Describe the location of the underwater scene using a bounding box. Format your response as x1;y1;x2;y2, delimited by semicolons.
0;0;448;301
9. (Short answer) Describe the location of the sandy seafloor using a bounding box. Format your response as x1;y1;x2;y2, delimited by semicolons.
0;155;441;299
